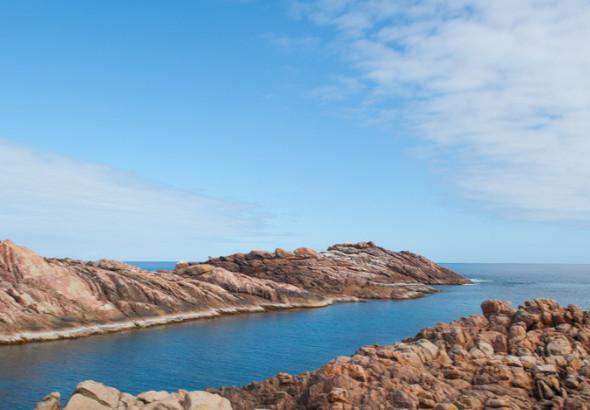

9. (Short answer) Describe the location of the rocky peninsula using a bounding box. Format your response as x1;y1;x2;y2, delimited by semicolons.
0;240;467;344
36;298;590;409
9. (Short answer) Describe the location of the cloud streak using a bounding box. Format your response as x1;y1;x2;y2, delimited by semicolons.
260;32;320;53
293;0;590;221
0;140;265;259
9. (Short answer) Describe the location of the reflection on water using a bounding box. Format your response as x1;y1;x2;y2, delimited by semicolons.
1;263;590;409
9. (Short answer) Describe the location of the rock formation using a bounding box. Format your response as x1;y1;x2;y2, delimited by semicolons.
203;241;469;299
0;240;466;344
37;298;590;409
213;298;590;409
35;381;232;410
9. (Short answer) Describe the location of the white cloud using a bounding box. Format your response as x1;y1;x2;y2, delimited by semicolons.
294;0;590;221
0;140;265;259
309;75;365;101
261;32;320;53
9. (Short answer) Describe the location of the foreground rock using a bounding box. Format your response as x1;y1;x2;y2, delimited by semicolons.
212;298;590;409
35;381;232;410
38;299;590;409
0;240;465;344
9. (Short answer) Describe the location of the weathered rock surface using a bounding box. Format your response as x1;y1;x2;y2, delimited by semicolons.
204;242;469;299
0;240;465;344
38;299;590;409
0;240;323;344
35;381;232;410
211;298;590;409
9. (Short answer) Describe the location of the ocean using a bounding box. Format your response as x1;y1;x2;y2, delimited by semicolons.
1;263;589;409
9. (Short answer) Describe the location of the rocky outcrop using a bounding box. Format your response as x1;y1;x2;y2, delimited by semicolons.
211;298;590;409
38;299;590;409
0;240;466;344
0;240;326;344
35;381;232;410
204;242;469;300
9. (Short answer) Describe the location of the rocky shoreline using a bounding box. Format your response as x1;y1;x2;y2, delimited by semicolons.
0;300;340;345
0;240;467;345
36;298;590;409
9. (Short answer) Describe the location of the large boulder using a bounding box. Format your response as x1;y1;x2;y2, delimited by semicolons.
35;383;233;410
184;391;233;410
546;335;572;356
481;299;514;318
63;381;120;410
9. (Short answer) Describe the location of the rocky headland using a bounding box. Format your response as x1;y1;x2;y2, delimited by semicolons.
37;298;590;409
204;242;467;299
0;240;467;344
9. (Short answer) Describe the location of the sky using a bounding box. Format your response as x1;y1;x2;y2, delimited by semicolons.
1;0;589;262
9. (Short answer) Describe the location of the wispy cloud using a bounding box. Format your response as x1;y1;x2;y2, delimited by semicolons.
260;32;320;53
293;0;590;221
0;140;266;259
308;75;365;101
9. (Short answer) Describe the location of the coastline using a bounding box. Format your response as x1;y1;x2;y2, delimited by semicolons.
0;297;360;345
0;282;450;346
32;297;590;409
0;282;446;345
1;240;466;346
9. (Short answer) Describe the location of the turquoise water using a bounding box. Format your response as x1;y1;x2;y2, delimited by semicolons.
1;263;590;409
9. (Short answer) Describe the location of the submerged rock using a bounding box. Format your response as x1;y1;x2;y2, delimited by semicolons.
0;239;466;344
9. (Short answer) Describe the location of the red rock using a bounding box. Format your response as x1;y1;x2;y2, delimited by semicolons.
481;300;514;318
0;240;466;344
36;298;590;410
0;241;320;343
207;242;469;301
292;247;319;258
208;299;590;409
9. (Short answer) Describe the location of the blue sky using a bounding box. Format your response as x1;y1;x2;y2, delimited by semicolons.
1;0;589;262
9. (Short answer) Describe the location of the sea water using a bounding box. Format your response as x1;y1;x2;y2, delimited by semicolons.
1;263;589;409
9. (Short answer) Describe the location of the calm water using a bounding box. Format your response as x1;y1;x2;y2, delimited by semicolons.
2;263;590;409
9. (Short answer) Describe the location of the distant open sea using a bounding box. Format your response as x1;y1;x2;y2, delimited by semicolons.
2;263;590;409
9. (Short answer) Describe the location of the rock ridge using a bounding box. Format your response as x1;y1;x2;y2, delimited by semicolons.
204;241;468;300
0;239;466;344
